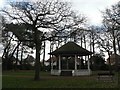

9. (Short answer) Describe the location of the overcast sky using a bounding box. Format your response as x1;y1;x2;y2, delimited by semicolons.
0;0;119;58
70;0;119;25
0;0;119;25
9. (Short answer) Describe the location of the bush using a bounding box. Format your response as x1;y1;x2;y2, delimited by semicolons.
90;54;107;71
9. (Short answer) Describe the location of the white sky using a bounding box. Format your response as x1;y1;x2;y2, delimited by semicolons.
0;0;119;59
0;0;119;25
69;0;119;25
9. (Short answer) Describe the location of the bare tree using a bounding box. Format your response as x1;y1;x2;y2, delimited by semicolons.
1;0;86;80
102;2;120;55
102;2;120;85
96;28;113;72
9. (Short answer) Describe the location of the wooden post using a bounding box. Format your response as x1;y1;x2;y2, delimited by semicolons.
67;57;69;69
58;55;61;70
75;55;77;70
51;55;53;70
87;55;90;74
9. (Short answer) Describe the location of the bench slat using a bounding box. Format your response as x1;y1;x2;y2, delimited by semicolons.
97;72;114;81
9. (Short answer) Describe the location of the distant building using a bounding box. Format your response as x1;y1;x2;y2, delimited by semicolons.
106;54;120;66
24;55;35;66
45;56;57;66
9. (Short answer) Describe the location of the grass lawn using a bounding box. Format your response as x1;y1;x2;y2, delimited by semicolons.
2;70;120;88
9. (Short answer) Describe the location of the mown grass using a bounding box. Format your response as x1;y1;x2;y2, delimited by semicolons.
2;70;120;88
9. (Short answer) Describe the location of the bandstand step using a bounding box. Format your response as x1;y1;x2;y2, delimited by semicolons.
60;70;72;76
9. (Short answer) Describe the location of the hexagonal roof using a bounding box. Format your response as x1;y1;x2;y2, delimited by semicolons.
50;42;93;56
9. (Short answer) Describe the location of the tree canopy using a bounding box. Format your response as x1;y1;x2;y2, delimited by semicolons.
1;0;86;80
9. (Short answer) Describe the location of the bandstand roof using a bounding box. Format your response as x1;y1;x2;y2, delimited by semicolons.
50;42;93;56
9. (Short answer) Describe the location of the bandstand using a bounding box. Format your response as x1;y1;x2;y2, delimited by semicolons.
49;42;93;76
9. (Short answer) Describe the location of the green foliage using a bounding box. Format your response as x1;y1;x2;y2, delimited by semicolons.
2;55;16;70
5;23;41;48
90;54;107;70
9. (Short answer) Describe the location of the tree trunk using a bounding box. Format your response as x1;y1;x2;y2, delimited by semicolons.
92;37;95;54
34;44;41;80
117;38;120;54
15;43;19;71
34;28;41;81
83;33;87;65
49;41;52;71
80;36;83;47
42;41;46;71
9;42;21;60
107;50;112;73
113;39;117;55
20;44;23;69
113;37;118;71
90;35;92;52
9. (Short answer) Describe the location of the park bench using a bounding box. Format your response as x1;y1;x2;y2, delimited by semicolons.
97;72;114;82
